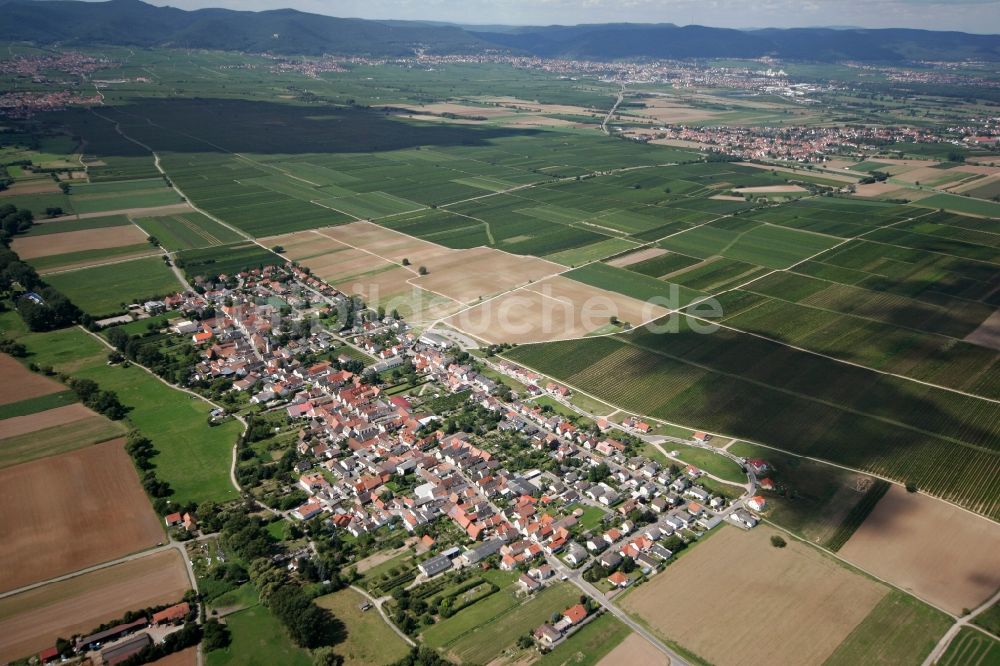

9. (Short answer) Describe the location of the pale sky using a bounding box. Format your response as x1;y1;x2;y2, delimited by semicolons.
136;0;1000;33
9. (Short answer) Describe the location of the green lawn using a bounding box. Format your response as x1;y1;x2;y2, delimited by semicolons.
824;591;952;666
314;587;411;666
205;604;311;666
538;613;630;666
46;257;183;316
664;442;746;483
12;324;240;505
576;505;609;532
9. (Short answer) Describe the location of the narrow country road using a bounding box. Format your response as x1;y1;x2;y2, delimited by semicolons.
544;555;686;665
602;83;625;135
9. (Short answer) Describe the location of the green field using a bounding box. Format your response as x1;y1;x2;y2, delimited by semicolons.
45;256;183;316
19;213;133;237
314;587;411;666
824;591;952;666
205;604;311;666
9;322;241;505
659;219;841;269
135;212;245;251
176;242;281;280
914;194;1000;218
66;178;184;214
935;628;1000;666
566;262;705;308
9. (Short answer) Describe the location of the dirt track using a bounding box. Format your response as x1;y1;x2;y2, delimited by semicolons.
0;550;189;663
0;439;164;593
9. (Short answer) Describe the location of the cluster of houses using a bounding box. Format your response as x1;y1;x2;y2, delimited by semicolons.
151;264;766;602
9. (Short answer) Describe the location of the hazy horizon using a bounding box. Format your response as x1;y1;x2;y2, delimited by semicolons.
69;0;1000;34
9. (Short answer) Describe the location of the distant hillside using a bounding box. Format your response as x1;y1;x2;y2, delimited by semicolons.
471;23;1000;62
0;0;485;56
1;0;998;62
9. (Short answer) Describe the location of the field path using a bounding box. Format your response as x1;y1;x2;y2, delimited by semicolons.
922;588;1000;666
349;585;416;648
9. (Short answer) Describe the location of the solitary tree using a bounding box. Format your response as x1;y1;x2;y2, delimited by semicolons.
770;535;786;548
418;266;428;276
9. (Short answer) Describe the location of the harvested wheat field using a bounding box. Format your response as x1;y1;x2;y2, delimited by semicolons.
0;402;96;439
319;221;455;267
966;310;1000;352
12;225;148;259
838;485;1000;615
0;438;164;593
0;354;64;405
607;247;667;268
412;247;561;304
0;549;190;663
263;230;345;262
446;275;668;344
335;266;463;325
620;526;886;666
596;634;668;666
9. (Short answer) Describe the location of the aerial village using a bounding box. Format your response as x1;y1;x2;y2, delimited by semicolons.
134;260;769;653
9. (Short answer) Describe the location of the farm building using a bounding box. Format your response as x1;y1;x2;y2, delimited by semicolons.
152;602;191;625
101;633;152;666
77;618;148;651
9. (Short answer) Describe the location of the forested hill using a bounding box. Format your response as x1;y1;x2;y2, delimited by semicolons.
0;0;486;56
1;0;999;62
471;24;1000;62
